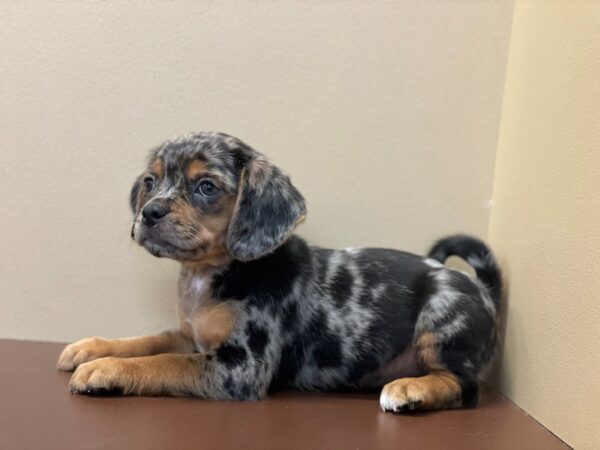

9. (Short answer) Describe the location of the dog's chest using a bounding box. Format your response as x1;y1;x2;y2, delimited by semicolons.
179;274;212;318
178;271;237;352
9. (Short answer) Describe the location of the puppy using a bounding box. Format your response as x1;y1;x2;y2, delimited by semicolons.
58;132;502;412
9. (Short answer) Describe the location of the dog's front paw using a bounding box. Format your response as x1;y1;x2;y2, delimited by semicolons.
57;337;112;371
69;357;130;395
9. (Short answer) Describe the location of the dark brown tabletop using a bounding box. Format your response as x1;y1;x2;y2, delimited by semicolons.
0;339;568;450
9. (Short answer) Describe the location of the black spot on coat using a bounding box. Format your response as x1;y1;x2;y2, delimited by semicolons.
281;302;298;331
211;236;310;310
271;340;305;389
246;323;269;357
329;266;354;307
306;311;343;369
216;344;248;368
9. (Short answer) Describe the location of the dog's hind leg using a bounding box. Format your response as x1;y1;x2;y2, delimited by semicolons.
380;269;498;413
379;332;468;412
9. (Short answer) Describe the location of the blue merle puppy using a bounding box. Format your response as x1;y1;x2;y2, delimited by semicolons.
58;132;502;413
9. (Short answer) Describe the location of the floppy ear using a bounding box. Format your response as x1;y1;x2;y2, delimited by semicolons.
226;155;306;261
129;175;143;215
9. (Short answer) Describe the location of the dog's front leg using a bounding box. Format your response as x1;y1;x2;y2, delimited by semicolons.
68;352;206;396
57;330;195;371
68;351;266;399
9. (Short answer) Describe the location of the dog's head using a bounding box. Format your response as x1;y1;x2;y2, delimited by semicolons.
130;132;306;265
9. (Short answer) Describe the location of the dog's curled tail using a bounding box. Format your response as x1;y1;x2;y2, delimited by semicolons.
428;235;502;308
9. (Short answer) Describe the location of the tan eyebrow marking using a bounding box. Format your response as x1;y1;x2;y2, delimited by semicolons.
151;159;164;178
186;160;208;180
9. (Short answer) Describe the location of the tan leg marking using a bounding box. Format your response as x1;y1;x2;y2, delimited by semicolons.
380;332;463;412
380;371;462;412
69;353;206;396
415;331;444;370
57;331;194;371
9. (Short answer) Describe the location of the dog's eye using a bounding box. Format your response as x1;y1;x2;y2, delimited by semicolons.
198;179;219;196
143;177;155;192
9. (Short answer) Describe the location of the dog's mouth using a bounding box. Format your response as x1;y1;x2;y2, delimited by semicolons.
132;221;207;260
139;237;181;258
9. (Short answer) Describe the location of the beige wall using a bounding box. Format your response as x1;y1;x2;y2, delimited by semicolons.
3;1;598;446
489;1;600;448
0;1;513;342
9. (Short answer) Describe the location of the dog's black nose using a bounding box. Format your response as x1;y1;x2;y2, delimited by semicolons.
142;201;170;227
